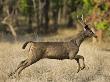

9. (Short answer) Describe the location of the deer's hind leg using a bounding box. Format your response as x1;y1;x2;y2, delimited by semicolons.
8;59;27;77
9;58;40;78
15;59;33;78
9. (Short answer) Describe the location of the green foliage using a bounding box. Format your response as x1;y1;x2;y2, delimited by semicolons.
68;0;83;11
83;0;94;8
19;0;28;15
67;0;83;20
72;0;94;19
83;0;94;14
95;20;109;30
50;0;63;9
107;28;110;36
99;3;109;11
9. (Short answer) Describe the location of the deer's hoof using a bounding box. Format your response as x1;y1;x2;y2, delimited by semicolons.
8;72;13;78
77;69;80;73
80;66;85;70
8;75;16;79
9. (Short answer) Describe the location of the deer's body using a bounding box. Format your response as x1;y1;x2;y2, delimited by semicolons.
23;31;87;61
25;41;78;60
9;18;97;78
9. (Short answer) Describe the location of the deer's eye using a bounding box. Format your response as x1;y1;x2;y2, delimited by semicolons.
90;31;93;33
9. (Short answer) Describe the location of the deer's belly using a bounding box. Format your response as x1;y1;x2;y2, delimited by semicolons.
44;47;69;59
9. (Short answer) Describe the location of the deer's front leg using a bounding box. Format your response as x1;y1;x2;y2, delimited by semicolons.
74;58;80;73
69;51;81;73
74;55;85;71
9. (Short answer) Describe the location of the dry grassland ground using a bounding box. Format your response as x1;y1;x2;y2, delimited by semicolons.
0;29;110;82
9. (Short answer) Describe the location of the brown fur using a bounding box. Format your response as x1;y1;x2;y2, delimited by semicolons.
9;25;97;78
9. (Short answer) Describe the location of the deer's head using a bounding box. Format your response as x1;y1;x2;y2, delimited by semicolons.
83;25;97;38
77;15;97;38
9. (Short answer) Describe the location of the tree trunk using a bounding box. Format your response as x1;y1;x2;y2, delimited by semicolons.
27;0;33;33
38;0;44;33
8;24;17;40
51;8;58;32
1;0;19;41
39;0;50;34
43;0;49;33
32;0;40;33
1;15;17;41
0;0;3;21
62;0;68;24
96;29;103;43
67;15;74;27
58;7;62;24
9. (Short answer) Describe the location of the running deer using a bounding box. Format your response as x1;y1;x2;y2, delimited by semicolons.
9;16;97;78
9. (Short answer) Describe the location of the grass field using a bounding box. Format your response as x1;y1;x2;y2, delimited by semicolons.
0;29;110;82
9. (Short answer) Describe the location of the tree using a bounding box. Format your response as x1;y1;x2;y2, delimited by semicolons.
91;1;109;43
38;0;50;34
1;0;19;41
0;0;3;21
32;0;40;33
27;0;33;33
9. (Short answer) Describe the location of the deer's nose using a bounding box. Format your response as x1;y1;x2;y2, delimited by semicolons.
94;34;97;38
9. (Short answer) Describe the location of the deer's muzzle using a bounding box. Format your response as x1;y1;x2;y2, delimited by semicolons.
94;35;97;38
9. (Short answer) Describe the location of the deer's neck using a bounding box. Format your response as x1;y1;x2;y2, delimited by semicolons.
71;31;87;47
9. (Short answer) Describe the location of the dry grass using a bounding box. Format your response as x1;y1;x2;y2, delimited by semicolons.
0;42;110;82
0;29;110;82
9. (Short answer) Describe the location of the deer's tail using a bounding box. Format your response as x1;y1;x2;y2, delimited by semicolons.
22;41;33;49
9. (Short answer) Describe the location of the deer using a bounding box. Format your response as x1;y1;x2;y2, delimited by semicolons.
9;15;97;78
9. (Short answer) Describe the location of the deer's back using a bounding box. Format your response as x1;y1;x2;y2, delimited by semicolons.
29;42;79;59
